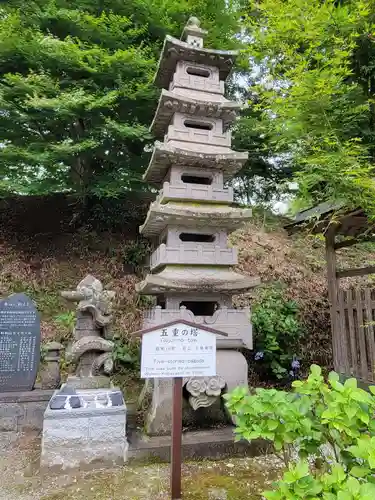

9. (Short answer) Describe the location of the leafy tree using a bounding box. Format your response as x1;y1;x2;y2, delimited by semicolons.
0;0;242;198
241;0;375;215
232;84;295;205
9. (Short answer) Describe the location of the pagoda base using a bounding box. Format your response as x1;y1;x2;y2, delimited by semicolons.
143;350;248;436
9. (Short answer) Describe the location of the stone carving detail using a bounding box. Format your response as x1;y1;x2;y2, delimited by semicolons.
61;275;116;385
185;376;226;410
61;275;115;334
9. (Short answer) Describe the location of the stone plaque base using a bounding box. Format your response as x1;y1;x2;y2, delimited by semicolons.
40;387;128;471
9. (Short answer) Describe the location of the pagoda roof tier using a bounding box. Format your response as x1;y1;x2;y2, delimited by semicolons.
150;90;240;138
136;266;260;295
143;143;248;186
155;36;237;89
139;202;252;237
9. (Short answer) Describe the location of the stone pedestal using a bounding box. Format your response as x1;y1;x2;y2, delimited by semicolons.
145;350;247;435
41;387;128;471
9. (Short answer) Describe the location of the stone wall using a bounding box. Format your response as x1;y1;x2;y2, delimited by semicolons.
0;389;53;434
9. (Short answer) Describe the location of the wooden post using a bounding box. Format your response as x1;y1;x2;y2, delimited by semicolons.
171;377;183;499
325;226;340;372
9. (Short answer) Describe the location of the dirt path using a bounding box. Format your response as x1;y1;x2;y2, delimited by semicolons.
0;432;283;500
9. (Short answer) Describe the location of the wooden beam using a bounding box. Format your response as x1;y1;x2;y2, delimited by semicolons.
334;235;375;250
336;266;375;279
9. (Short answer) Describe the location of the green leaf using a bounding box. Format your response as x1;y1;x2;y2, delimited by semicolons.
350;466;370;478
344;378;357;390
337;492;353;500
346;477;360;496
310;365;322;377
329;372;340;383
263;490;283;500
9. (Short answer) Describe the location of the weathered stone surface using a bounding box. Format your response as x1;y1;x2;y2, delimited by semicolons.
139;17;258;435
0;389;53;435
127;427;271;462
0;417;18;432
154;36;237;89
146;378;173;436
40;341;64;389
0;293;40;392
143;306;253;350
144;143;248;185
0;403;24;418
139;202;253;238
145;352;245;435
185;376;226;410
137;265;260;294
61;276;115;388
150;90;239;138
24;402;50;430
65;374;111;389
41;388;128;470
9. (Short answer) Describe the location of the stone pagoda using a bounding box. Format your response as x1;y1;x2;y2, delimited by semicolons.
138;17;260;434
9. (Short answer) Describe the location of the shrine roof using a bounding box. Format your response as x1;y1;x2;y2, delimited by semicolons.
284;202;372;238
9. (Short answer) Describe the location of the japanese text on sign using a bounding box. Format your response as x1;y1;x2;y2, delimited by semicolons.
141;322;217;378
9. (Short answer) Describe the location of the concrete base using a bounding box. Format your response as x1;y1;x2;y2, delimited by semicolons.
40;388;128;471
128;427;271;462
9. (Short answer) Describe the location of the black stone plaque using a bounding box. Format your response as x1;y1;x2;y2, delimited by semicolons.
0;293;40;392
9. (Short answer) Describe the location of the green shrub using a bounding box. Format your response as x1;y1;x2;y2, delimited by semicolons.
111;338;139;371
252;285;303;380
121;239;150;273
225;365;375;499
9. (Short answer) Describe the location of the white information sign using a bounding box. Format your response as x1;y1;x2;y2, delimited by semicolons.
141;322;217;379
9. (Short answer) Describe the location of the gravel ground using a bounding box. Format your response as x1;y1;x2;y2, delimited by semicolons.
0;432;284;500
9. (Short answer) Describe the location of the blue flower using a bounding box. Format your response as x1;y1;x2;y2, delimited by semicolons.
254;351;264;361
291;359;300;370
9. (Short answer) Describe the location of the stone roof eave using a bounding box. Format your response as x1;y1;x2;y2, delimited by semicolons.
154;35;237;89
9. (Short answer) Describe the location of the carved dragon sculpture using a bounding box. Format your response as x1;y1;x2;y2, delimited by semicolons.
61;275;116;380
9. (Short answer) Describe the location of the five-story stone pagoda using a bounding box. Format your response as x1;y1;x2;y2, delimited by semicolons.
138;17;260;434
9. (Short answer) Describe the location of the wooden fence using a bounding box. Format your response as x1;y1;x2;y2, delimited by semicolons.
334;287;375;383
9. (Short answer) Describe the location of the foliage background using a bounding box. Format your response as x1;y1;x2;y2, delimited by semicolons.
241;0;375;215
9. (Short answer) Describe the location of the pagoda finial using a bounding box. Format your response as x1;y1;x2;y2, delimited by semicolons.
182;16;208;48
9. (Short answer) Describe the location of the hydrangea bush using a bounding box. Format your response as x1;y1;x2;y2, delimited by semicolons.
225;365;375;499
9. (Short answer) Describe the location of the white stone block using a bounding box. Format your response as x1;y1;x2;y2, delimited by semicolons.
40;387;128;470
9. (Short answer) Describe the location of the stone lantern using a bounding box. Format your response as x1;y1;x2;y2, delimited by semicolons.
138;17;260;434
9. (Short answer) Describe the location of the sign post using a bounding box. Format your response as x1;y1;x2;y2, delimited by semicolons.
134;320;227;499
171;377;183;499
